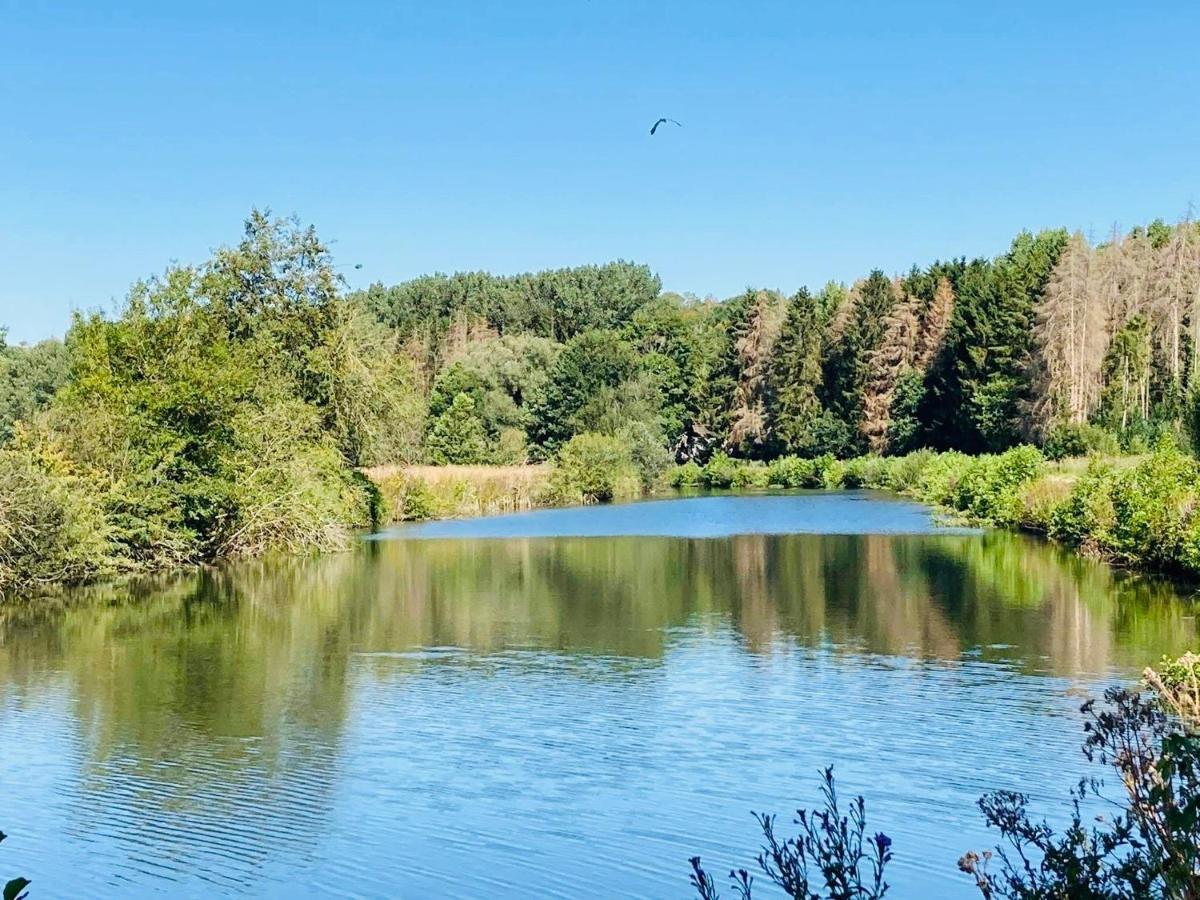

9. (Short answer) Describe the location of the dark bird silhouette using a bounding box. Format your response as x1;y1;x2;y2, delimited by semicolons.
650;117;682;135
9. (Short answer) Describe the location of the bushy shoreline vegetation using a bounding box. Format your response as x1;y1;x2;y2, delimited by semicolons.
668;443;1200;578
4;210;1200;596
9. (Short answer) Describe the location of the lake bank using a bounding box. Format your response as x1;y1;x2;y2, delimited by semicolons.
366;447;1200;585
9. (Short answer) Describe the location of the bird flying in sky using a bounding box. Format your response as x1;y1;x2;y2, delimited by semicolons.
650;118;682;135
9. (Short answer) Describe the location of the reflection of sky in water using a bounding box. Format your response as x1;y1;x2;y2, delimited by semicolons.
374;490;982;539
0;496;1193;899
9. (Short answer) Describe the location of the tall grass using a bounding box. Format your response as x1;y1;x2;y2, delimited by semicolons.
365;464;553;522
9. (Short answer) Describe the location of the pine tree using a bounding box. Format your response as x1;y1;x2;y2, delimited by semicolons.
426;392;490;464
766;288;829;456
820;270;897;454
726;290;785;456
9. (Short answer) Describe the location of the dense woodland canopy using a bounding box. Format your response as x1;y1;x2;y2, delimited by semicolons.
3;209;1200;591
356;213;1200;465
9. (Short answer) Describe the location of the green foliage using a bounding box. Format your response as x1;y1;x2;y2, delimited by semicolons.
0;211;402;591
531;330;640;452
0;435;115;595
732;462;770;488
547;433;640;503
360;260;661;343
701;452;739;488
767;288;828;456
766;456;823;489
0;338;69;444
949;446;1046;525
426;393;491;464
1041;423;1121;461
671;460;704;487
620;420;673;490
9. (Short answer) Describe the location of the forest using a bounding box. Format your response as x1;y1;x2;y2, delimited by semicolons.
3;209;1200;594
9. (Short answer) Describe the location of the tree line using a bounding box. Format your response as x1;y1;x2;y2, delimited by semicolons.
3;210;1200;593
355;214;1200;470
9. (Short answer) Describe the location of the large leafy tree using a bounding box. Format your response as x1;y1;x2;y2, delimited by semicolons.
530;330;640;452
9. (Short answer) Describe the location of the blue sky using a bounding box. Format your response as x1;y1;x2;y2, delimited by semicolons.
2;0;1198;342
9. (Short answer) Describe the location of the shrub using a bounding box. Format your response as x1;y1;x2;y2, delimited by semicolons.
672;461;704;487
0;437;116;595
689;768;892;900
702;453;739;488
951;446;1045;525
916;451;973;506
1014;476;1072;533
547;432;639;503
883;449;935;493
821;458;847;489
1042;422;1120;461
732;463;770;489
1145;653;1200;729
840;456;871;488
767;456;816;489
1048;460;1117;551
218;400;372;556
1105;449;1199;570
960;685;1200;899
620;421;673;490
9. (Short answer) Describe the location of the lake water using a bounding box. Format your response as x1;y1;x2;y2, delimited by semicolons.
1;491;1195;898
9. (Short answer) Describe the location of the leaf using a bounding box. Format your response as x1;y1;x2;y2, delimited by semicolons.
3;878;30;900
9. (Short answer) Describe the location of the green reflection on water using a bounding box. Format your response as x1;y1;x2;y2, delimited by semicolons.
1;530;1194;765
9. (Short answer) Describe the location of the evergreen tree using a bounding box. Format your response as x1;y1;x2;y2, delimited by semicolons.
820;270;897;454
426;393;490;464
767;288;830;456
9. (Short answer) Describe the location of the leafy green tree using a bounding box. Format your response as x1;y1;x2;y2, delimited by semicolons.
0;337;69;443
425;393;490;464
531;330;639;452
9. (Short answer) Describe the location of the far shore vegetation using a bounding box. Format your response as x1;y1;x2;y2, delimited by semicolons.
6;209;1200;595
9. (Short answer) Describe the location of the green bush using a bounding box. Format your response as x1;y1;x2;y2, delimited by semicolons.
1106;449;1199;569
766;456;814;488
884;450;936;493
671;461;704;487
1049;460;1117;550
1042;423;1120;461
951;445;1045;525
548;432;639;503
916;450;973;506
620;421;673;490
702;452;739;488
840;456;870;488
0;437;116;596
732;462;770;488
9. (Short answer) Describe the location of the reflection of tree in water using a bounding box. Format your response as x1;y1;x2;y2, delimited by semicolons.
0;528;1195;886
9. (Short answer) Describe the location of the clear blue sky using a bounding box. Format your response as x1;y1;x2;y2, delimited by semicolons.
3;0;1198;343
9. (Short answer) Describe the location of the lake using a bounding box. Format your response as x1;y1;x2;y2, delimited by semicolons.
1;491;1195;897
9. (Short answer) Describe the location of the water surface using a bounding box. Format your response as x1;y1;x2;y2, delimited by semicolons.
1;493;1195;897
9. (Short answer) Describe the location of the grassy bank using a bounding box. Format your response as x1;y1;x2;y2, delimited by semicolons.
671;444;1200;579
365;463;555;522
